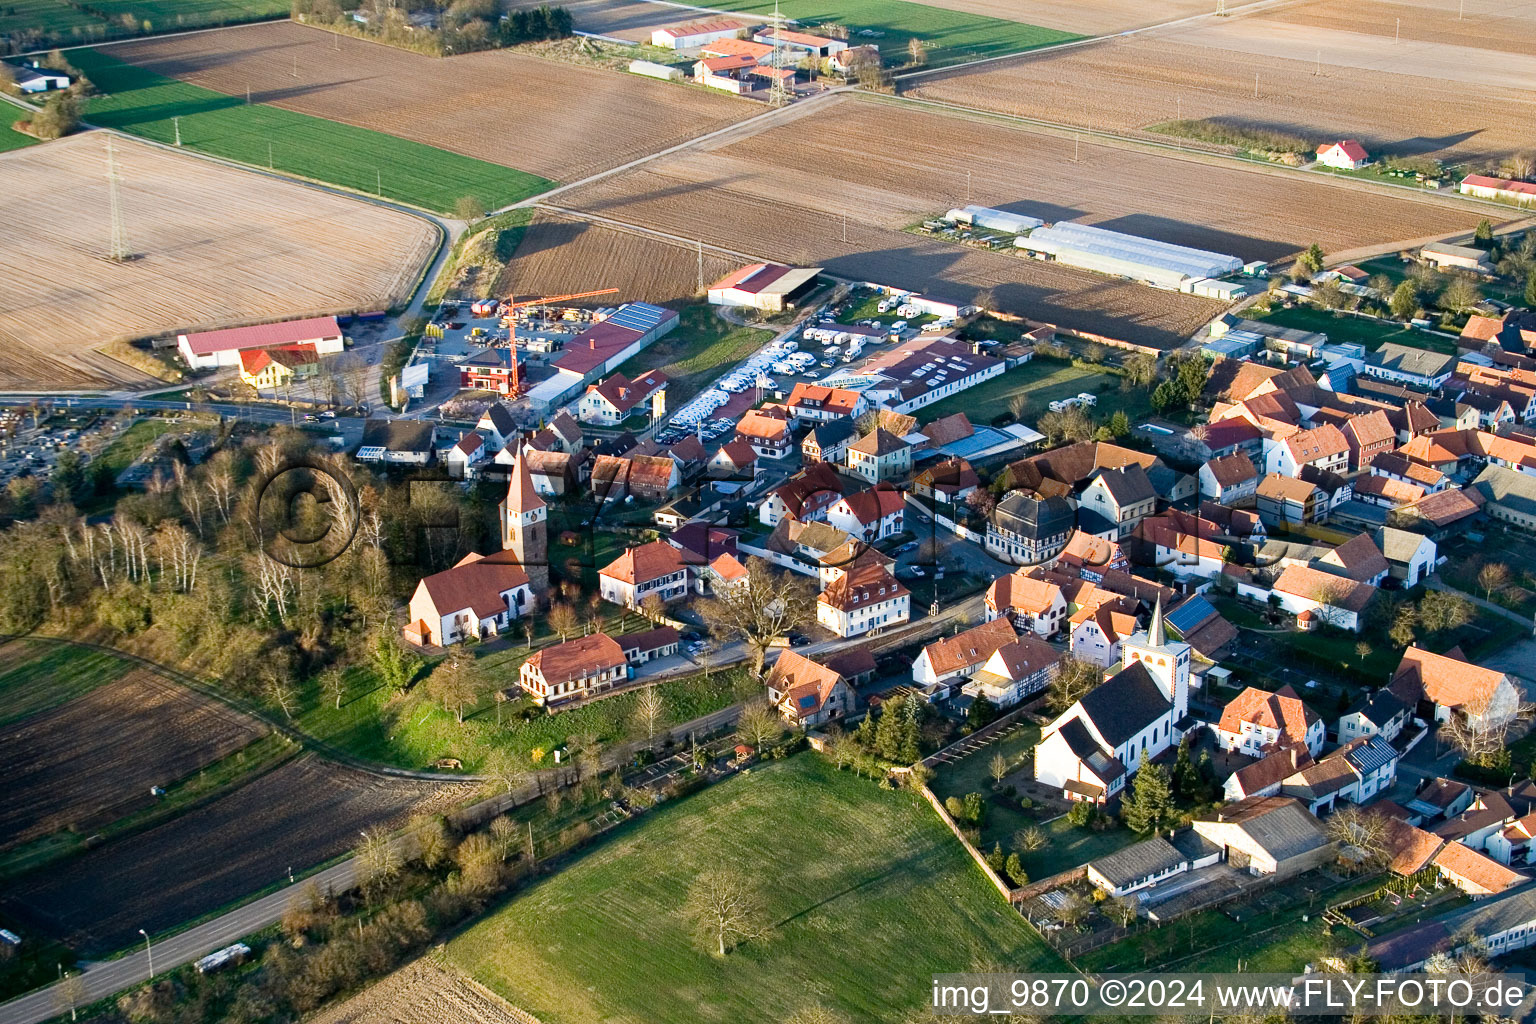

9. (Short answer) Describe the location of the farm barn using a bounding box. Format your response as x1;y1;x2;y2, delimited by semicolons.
177;316;345;369
1459;175;1536;207
1016;222;1242;290
652;20;747;49
946;205;1044;234
708;262;822;311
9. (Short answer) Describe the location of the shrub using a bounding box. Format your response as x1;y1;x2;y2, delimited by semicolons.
1066;801;1095;827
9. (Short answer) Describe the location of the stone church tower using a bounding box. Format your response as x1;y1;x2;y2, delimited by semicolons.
500;450;548;597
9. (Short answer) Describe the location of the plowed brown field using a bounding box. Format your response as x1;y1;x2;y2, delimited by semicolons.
1;671;266;846
910;0;1536;165
2;756;471;953
497;212;738;306
559;96;1481;346
0;133;435;389
910;0;1262;33
109;20;758;182
310;958;533;1024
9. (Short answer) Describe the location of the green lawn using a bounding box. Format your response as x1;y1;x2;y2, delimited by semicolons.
449;755;1063;1023
0;113;39;154
294;651;752;772
67;48;554;213
93;416;183;477
917;354;1143;426
0;640;135;726
930;722;1139;878
1;0;283;46
703;0;1078;67
1248;303;1456;354
617;304;774;407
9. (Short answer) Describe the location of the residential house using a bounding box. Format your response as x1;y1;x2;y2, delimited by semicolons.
1405;777;1475;826
911;457;979;505
962;633;1063;709
1034;604;1189;804
757;463;845;527
1190;796;1332;878
578;370;668;426
827;485;905;543
1313;532;1390;587
522;449;575;497
765;650;861;727
620;626;680;665
802;419;856;464
1472;464;1536;530
356;419;435;466
1199;452;1259;504
698;551;750;596
845;427;913;484
911;618;1017;690
445;432;487;479
1223;746;1313;802
1316;140;1368;169
1131;509;1227;581
1081;464;1157;539
476;403;518;452
518;633;630;707
1269;563;1376;632
1393;646;1523;730
402;550;535;647
598;540;692;609
1054;529;1130;580
1487;812;1536;867
526;410;583;454
1431;789;1527;852
1342;410;1397;469
1279;736;1398;813
1069;598;1142;668
736;408;793;460
816;562;909;638
1215;685;1325;759
238;344;319;390
1255;473;1325;526
1431;841;1525;897
986;492;1076;565
985;570;1067;637
1366;344;1457;389
1366;885;1536;972
785;383;868;423
708;441;759;482
1266;424;1350;478
1338;687;1414;744
1086;832;1222;898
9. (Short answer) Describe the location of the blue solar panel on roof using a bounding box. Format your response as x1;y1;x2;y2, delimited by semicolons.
1166;596;1215;634
607;303;671;331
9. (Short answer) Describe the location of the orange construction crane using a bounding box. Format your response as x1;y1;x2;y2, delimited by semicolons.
502;288;618;396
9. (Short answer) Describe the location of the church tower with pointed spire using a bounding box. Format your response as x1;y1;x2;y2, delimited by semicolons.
500;449;548;597
1121;597;1190;722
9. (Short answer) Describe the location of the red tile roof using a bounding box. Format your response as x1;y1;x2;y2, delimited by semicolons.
1393;646;1509;713
182;316;341;356
524;633;627;686
588;370;668;415
921;618;1017;676
819;563;908;612
417;550;530;620
1219;685;1319;747
600;540;688;586
786;383;864;416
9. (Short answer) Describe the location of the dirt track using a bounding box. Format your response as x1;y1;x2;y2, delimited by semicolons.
109;21;759;183
2;756;471;955
0;671;266;847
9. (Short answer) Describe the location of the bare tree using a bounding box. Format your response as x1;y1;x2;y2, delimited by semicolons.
408;813;450;869
1046;655;1098;713
53;971;85;1022
1439;691;1517;769
736;701;782;753
485;747;531;796
489;815;519;862
699;557;817;678
1326;806;1393;870
989;750;1010;788
641;593;666;624
1106;894;1140;928
1479;562;1511;603
355;825;401;897
427;650;481;725
1013;826;1047;854
549;602;580;640
634;684;666;741
683;870;765;956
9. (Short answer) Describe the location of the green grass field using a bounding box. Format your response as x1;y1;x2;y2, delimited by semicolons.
67;48;554;213
0;640;135;726
1;0;284;47
295;651;751;773
450;755;1062;1022
703;0;1077;67
617;304;774;407
917;355;1145;426
1249;303;1456;354
0;112;38;154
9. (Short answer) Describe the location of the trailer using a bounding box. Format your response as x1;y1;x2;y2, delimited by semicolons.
196;943;252;974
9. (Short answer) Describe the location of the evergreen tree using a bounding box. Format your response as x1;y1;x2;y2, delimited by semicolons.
967;695;996;731
1525;271;1536;309
1122;753;1173;835
1172;741;1199;801
1004;853;1028;886
1389;280;1418;320
1108;409;1130;438
897;694;922;764
1475;219;1494;245
873;702;903;761
1297;243;1326;276
854;714;876;750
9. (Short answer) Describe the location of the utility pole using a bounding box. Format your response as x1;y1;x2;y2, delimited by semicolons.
696;239;703;293
1395;16;1400;41
106;136;130;262
292;54;298;78
842;212;848;243
767;0;789;107
1254;72;1259;99
1074;133;1080;162
966;168;971;205
172;115;181;146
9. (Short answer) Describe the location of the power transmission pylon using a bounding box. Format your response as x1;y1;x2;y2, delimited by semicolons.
106;136;131;261
767;0;790;108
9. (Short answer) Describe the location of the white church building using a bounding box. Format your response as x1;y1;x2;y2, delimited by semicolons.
1034;600;1192;804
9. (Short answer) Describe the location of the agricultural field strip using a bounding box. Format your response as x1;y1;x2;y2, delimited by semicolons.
0;133;437;387
0;671;267;847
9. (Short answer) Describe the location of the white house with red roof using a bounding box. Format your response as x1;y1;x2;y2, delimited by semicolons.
1215;685;1325;759
736;408;794;459
578;370;668;426
1393;646;1522;730
912;618;1018;689
765;649;861;727
817;562;909;638
1264;423;1350;478
785;383;868;423
403;550;535;648
445;432;487;479
651;19;746;48
599;540;692;609
519;632;630;707
178;316;343;370
707;263;823;312
1315;140;1369;170
986;569;1067;637
826;485;905;543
